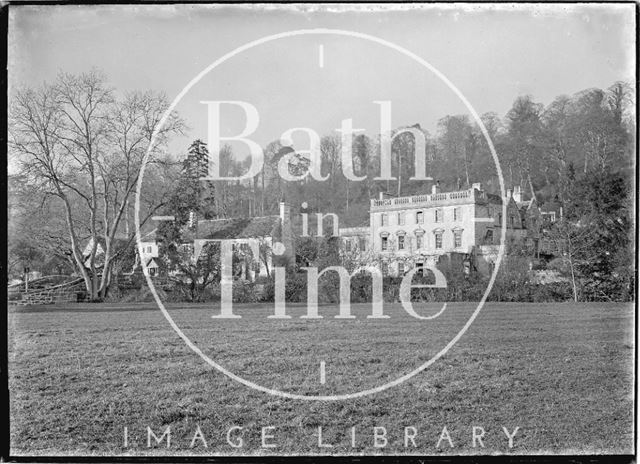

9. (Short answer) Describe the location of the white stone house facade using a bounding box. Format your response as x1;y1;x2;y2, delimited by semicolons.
340;183;536;276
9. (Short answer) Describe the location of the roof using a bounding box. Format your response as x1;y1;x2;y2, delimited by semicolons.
339;226;370;236
140;229;158;242
196;216;281;240
540;201;562;214
516;200;532;210
101;237;129;248
83;236;130;258
517;198;539;222
485;193;503;205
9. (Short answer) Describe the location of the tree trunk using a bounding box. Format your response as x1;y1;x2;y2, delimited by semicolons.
124;200;130;236
99;258;114;300
527;174;536;201
565;232;578;302
261;171;265;215
584;151;588;173
59;193;94;299
464;146;471;188
396;150;402;197
346;182;349;214
569;255;578;302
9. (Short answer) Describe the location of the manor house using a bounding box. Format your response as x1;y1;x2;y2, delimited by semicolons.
339;183;542;276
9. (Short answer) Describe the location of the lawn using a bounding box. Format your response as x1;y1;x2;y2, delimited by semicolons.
8;301;634;456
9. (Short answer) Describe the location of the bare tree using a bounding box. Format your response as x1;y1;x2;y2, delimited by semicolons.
437;115;474;189
505;95;544;194
541;95;572;199
547;218;598;302
320;134;343;209
9;70;183;300
607;81;633;126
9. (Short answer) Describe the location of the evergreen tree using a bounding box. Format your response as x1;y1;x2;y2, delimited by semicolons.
156;140;221;301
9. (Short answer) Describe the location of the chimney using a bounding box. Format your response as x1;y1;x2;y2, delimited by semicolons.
431;180;441;195
279;201;290;223
513;186;522;203
472;182;483;191
379;191;385;200
278;201;295;268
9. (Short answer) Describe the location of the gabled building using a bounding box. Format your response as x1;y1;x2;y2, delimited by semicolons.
135;203;295;281
82;237;130;270
191;202;295;280
138;229;160;274
155;202;295;281
539;200;562;225
513;185;543;256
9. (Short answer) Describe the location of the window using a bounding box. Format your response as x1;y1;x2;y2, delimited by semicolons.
398;262;405;275
397;212;405;225
435;231;443;249
542;211;557;223
463;260;471;275
381;213;388;226
149;267;157;277
381;236;388;251
415;262;424;276
147;246;152;253
435;209;443;222
398;235;405;250
381;262;389;276
359;237;367;252
416;211;424;224
416;234;423;249
498;213;503;225
454;207;462;221
510;216;515;227
345;240;352;252
454;229;463;248
484;229;494;244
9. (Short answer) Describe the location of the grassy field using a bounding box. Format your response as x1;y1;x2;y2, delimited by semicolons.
8;301;634;456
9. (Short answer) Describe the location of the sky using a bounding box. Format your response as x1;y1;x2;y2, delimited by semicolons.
8;3;636;161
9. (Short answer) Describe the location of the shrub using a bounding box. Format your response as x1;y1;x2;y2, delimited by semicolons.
111;286;168;303
530;282;574;302
350;273;375;303
383;277;402;302
285;272;308;303
232;279;259;303
259;272;308;303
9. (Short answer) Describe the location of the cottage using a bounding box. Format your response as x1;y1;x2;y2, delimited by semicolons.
82;236;130;270
190;201;295;280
